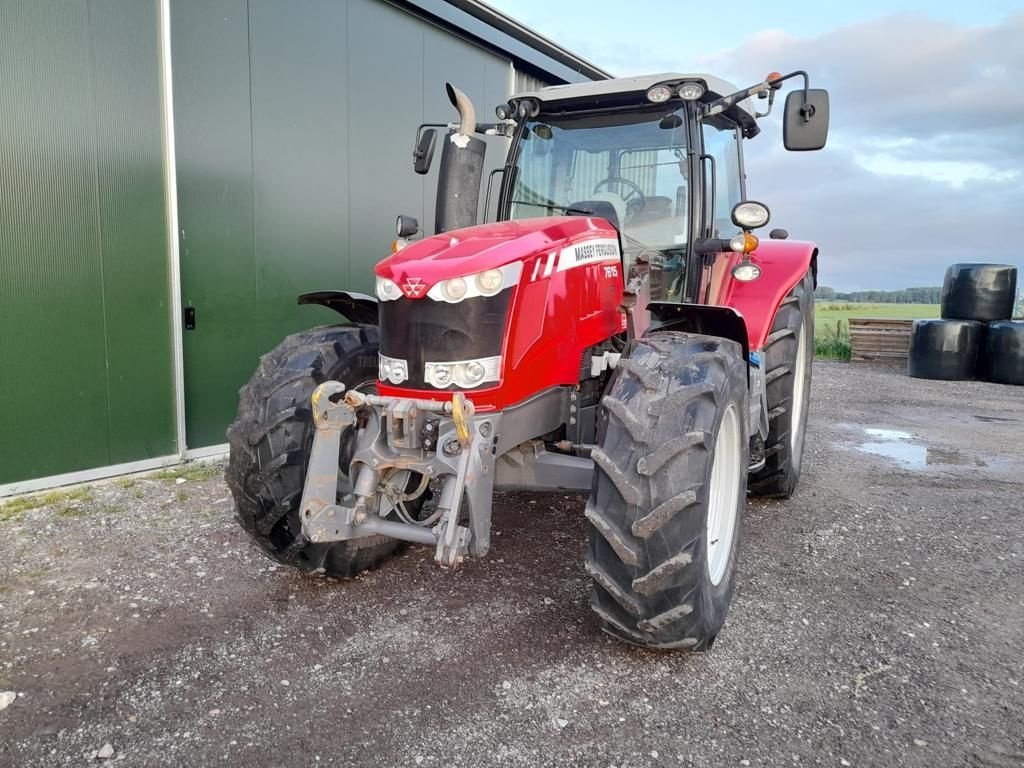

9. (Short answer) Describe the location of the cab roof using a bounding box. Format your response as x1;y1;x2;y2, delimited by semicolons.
510;72;759;137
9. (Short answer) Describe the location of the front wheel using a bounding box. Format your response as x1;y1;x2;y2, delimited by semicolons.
226;324;403;577
585;332;749;650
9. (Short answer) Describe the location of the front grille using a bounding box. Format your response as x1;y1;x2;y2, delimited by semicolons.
379;289;512;389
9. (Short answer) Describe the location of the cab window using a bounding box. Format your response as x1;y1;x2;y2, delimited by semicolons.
701;120;743;237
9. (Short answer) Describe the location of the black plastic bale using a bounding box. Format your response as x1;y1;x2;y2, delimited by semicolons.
908;319;982;380
979;321;1024;386
940;263;1018;322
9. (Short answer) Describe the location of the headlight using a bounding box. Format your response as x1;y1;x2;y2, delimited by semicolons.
427;363;453;388
646;85;672;103
425;357;501;389
375;276;402;301
427;262;523;303
731;262;762;282
442;276;467;301
475;269;503;295
678;82;705;101
378;354;408;384
731;201;771;230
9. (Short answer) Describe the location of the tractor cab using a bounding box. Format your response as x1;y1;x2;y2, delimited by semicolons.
494;73;826;303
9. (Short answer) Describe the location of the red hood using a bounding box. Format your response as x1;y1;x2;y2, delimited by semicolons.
376;216;619;296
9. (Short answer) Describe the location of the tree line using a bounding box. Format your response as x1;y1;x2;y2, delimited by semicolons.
814;286;942;304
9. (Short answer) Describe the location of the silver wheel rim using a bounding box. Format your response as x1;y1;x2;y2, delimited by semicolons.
706;403;742;586
790;320;809;455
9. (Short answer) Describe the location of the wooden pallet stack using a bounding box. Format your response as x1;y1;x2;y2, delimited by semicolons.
849;318;914;365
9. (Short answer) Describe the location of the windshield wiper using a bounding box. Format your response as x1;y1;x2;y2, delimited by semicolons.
510;200;594;216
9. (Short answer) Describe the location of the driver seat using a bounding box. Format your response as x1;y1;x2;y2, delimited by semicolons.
568;191;626;232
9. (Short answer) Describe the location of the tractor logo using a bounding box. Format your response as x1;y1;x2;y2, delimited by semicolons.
402;277;425;298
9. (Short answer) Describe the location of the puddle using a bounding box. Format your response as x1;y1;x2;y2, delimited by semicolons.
863;428;912;440
855;428;986;468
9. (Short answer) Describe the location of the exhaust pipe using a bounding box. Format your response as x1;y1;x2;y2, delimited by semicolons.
446;83;476;138
435;82;486;234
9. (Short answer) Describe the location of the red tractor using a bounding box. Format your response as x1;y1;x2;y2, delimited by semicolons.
227;71;829;650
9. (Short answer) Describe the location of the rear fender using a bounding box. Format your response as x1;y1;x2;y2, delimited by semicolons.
298;291;378;325
709;240;818;350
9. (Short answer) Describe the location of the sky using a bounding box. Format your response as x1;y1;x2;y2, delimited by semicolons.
487;0;1024;291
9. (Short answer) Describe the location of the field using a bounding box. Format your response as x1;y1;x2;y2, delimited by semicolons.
814;302;939;359
814;301;939;337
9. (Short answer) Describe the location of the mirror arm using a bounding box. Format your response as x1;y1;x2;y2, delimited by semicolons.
703;70;812;120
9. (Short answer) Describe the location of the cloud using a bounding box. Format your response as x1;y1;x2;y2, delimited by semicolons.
695;13;1024;289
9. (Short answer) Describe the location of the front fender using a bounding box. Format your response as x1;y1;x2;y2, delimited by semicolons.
710;240;818;351
298;291;378;325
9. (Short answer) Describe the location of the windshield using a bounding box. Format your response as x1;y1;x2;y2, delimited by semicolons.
508;107;690;254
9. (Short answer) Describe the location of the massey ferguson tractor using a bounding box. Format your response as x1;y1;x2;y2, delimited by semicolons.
227;71;829;651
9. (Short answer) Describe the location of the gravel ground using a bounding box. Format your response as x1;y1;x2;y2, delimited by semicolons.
1;361;1022;768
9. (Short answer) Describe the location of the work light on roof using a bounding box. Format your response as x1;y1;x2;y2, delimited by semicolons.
678;82;705;101
646;85;673;103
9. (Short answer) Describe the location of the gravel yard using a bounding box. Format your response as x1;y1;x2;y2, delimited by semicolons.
1;361;1022;768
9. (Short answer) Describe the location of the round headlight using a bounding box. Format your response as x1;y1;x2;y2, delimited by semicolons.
429;364;453;388
731;201;771;230
678;82;705;101
456;360;487;387
442;277;467;301
646;85;673;103
375;276;402;301
476;269;503;295
731;262;762;282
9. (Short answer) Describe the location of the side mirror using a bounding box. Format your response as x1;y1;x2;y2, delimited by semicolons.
783;88;829;151
396;214;419;238
413;128;437;175
769;228;789;240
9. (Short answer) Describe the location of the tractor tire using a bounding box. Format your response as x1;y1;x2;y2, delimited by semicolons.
749;270;814;498
585;332;749;651
226;324;403;577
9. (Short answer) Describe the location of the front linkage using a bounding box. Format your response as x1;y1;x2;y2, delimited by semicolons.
299;382;498;568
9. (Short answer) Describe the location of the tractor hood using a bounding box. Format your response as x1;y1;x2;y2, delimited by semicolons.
376;216;619;298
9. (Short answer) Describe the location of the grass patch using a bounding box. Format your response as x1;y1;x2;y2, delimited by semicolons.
152;462;223;484
815;302;938;338
115;477;138;490
815;319;851;361
175;490;189;503
0;488;93;522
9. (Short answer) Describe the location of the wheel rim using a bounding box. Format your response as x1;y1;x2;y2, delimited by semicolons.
790;319;809;456
706;403;742;586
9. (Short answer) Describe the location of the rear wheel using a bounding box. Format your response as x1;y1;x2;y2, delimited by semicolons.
585;332;749;650
226;324;403;577
749;270;814;498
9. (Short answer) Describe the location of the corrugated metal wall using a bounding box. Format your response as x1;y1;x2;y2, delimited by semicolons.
172;0;516;448
0;0;175;485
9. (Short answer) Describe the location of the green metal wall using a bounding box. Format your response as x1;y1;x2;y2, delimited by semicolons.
0;1;175;484
172;0;513;448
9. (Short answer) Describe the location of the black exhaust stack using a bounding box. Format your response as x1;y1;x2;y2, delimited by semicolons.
434;83;486;234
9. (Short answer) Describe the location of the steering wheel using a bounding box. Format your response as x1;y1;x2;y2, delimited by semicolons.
593;176;646;204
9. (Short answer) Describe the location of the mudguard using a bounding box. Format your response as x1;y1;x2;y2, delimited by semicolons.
298;291;378;325
708;239;818;351
648;303;749;364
